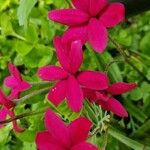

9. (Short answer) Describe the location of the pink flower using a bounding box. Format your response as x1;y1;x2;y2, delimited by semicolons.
0;89;24;132
36;109;99;150
48;0;125;52
38;37;109;112
4;64;31;99
83;82;137;117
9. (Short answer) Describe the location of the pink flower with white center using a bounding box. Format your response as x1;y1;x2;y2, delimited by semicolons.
38;36;109;112
4;64;31;99
48;0;125;52
0;89;24;132
83;82;137;117
36;109;99;150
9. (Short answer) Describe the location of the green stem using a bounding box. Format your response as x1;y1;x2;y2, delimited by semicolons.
0;108;47;124
13;87;50;104
30;81;51;85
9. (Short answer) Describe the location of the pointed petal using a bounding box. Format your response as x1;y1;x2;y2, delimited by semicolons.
71;142;98;150
62;26;88;49
53;36;70;71
89;0;108;16
98;97;128;117
107;82;137;95
48;9;89;26
72;0;89;13
38;65;69;81
8;64;21;81
88;18;108;52
44;109;70;147
68;117;92;145
36;131;64;150
0;89;14;109
8;90;20;100
4;76;18;89
99;3;125;28
77;71;109;90
48;81;67;106
0;107;8;128
66;76;84;112
19;81;31;91
69;40;83;73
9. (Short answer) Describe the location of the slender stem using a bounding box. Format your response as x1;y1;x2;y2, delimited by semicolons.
108;35;150;83
30;81;51;85
13;87;50;104
0;109;47;124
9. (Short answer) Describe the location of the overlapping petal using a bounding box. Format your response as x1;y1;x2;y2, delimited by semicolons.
89;0;108;16
62;26;88;48
66;76;83;112
77;71;109;90
54;36;70;71
99;3;125;28
68;117;92;145
48;80;67;106
48;9;89;26
44;109;70;147
0;107;8;128
88;18;107;52
98;97;128;117
107;82;137;95
36;131;64;150
69;40;83;73
38;65;69;81
71;142;98;150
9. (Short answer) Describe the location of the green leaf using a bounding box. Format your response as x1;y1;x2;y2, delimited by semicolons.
108;127;150;150
17;0;37;26
129;87;143;101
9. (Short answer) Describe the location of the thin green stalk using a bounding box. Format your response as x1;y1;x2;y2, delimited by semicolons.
13;87;50;104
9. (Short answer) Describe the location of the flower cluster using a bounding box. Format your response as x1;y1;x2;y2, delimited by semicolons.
0;64;31;132
0;0;137;149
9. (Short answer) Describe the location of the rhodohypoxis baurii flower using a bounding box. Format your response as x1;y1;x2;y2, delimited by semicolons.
4;64;31;99
36;109;99;150
48;0;125;52
0;89;24;132
83;82;137;117
38;36;109;112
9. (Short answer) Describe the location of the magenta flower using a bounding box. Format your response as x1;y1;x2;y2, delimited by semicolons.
48;0;125;52
83;82;137;117
38;36;109;112
36;109;98;150
0;89;24;132
4;64;31;99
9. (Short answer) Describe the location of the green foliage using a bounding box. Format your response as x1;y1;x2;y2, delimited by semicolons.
0;0;150;150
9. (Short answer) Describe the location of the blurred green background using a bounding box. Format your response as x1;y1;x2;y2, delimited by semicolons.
0;0;150;149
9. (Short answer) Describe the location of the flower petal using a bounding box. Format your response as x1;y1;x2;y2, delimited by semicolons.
0;107;8;128
71;142;98;150
107;82;137;95
4;76;18;89
98;97;128;117
48;9;89;26
89;0;108;16
72;0;89;13
77;71;109;90
19;81;32;91
68;117;92;145
36;131;64;150
48;81;67;106
66;76;83;112
88;18;108;52
53;36;70;71
0;89;14;109
62;26;88;48
99;3;125;28
44;109;70;147
8;64;21;81
38;65;69;81
69;40;83;73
